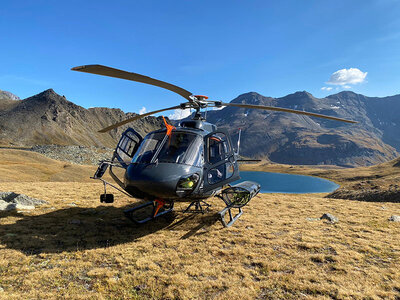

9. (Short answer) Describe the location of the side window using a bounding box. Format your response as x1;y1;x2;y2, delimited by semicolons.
207;161;235;185
207;133;230;164
116;131;141;163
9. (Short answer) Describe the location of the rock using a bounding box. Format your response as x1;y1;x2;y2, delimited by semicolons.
320;213;338;223
69;219;82;225
0;192;48;211
0;192;48;206
0;200;15;211
0;286;3;292
306;217;320;222
389;215;400;222
134;284;147;291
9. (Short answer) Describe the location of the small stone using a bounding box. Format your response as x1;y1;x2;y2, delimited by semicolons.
320;213;338;223
389;215;400;222
0;286;3;292
68;202;78;207
69;219;82;225
306;217;320;222
134;284;147;291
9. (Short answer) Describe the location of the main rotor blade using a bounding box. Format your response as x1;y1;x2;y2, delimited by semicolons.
98;105;181;133
219;102;357;124
71;64;193;102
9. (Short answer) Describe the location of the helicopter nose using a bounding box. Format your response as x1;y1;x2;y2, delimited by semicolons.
125;163;202;199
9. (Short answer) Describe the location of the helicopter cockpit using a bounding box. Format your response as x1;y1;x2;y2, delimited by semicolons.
131;131;203;167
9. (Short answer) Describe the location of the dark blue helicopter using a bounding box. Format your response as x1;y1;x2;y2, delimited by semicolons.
72;65;356;227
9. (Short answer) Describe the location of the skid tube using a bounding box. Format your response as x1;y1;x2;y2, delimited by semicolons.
218;206;243;227
183;200;211;214
124;200;174;224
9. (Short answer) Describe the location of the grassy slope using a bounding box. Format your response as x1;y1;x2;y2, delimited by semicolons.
0;150;399;299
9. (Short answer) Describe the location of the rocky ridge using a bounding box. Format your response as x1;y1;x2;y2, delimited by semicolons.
205;91;400;167
29;145;114;165
0;89;164;148
1;88;400;167
0;90;19;101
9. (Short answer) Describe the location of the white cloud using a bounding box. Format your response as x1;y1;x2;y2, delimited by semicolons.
343;85;351;89
168;108;192;120
139;107;147;114
327;68;367;86
321;87;333;91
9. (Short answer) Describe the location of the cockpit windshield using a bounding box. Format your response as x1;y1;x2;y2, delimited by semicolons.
131;131;203;167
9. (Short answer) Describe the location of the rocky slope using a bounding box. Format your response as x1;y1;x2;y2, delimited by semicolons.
0;89;164;148
0;89;19;101
205;91;400;167
1;88;399;167
0;89;20;111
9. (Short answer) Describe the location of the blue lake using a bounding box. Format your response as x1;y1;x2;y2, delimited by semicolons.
237;171;339;194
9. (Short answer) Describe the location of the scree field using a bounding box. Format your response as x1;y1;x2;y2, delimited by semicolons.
0;149;399;299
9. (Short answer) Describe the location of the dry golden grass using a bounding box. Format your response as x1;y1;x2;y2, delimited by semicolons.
0;150;399;299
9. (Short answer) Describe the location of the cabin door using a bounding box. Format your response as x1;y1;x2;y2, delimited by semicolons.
113;128;143;168
202;130;240;193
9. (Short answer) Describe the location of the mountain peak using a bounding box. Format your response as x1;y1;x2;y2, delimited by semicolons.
0;89;20;101
283;91;314;99
35;88;58;98
231;91;271;105
24;89;69;105
329;91;358;97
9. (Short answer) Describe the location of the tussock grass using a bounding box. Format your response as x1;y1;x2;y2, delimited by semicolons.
0;182;399;299
0;149;399;299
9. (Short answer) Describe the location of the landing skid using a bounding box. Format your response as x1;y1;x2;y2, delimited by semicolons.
183;199;242;227
183;200;211;214
124;200;174;224
218;206;243;227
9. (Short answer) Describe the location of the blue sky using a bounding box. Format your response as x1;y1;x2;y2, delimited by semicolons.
1;0;400;116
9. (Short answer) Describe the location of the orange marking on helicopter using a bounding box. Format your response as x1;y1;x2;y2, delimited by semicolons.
194;95;209;99
210;136;221;142
153;198;166;217
162;116;176;136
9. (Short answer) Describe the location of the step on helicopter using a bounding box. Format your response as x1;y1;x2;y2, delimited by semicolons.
72;65;356;227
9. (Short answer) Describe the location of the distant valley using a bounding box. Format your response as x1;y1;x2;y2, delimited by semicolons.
0;88;399;167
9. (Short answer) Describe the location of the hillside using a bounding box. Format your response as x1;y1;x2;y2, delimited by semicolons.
0;89;20;111
0;89;164;147
1;88;400;167
206;91;400;167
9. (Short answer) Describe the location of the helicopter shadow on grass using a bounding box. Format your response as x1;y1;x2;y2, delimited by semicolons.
0;203;221;255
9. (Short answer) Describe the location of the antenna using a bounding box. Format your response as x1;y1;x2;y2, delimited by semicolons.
236;128;242;156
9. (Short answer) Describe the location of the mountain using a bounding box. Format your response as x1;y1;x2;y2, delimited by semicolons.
0;89;164;147
1;88;399;167
0;89;20;101
0;89;20;111
205;91;400;167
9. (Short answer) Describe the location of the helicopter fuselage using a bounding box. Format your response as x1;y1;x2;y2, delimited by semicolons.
110;120;241;202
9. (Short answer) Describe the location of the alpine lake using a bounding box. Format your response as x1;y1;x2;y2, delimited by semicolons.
237;171;339;193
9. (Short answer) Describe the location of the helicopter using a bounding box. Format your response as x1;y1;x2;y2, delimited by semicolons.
71;65;356;227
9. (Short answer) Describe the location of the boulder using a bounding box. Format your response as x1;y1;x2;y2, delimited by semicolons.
389;215;400;222
321;213;338;223
0;192;48;211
